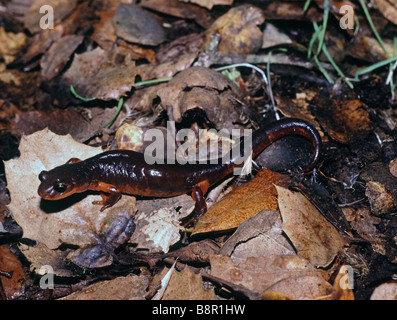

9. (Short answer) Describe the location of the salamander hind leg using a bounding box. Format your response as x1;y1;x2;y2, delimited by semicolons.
180;180;210;228
91;182;122;211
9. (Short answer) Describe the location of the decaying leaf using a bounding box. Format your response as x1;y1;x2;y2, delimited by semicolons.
204;4;264;55
24;0;78;34
4;128;136;268
130;195;193;253
210;254;333;299
150;266;216;300
313;96;372;144
276;186;346;268
370;281;397;300
141;0;213;28
40;35;84;80
113;4;166;46
374;0;397;25
135;66;247;131
220;210;295;264
18;243;76;277
0;245;26;300
62;47;137;101
60;274;149;300
181;0;233;10
193;169;290;235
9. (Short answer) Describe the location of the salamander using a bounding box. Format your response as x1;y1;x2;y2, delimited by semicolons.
38;118;322;227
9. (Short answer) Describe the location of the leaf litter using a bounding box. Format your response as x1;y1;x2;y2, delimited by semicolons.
0;0;397;301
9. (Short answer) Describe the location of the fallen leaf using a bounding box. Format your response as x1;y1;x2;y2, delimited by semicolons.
19;243;76;277
0;245;27;300
181;0;233;10
62;47;137;101
313;96;372;144
92;9;156;62
276;186;346;267
220;210;295;264
4;128;136;268
113;4;166;46
60;274;149;300
130;195;192;253
374;0;397;25
40;35;84;80
210;254;334;299
10;109;93;142
141;0;213;28
193;169;290;235
261;23;292;49
24;0;77;34
0;27;27;64
136;66;247;131
204;4;264;55
370;281;397;300
151;266;216;300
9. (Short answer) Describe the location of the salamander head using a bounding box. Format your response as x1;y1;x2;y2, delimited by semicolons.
38;164;84;200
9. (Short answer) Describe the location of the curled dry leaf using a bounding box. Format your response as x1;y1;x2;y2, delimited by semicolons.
370;281;397;300
276;186;346;268
62;47;137;101
4;128;136;268
137;66;247;131
193;169;290;235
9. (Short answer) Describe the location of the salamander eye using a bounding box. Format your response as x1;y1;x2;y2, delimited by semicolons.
54;182;67;193
39;171;48;182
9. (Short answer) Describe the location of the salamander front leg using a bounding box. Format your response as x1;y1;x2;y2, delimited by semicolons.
180;181;210;228
91;182;122;211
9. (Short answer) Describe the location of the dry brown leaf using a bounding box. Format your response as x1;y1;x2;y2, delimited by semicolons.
40;35;84;80
0;27;27;64
129;195;193;253
151;267;216;300
0;245;27;300
24;0;78;34
113;4;166;46
135;66;246;131
276;186;346;268
92;9;156;62
19;243;76;277
141;0;213;28
220;210;295;264
4;128;136;268
313;96;372;144
181;0;233;10
210;254;333;300
204;4;264;55
60;274;149;300
370;281;397;300
374;0;397;25
193;169;290;235
62;47;137;101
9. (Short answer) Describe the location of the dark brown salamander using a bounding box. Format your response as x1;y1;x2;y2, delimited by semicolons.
38;118;322;226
